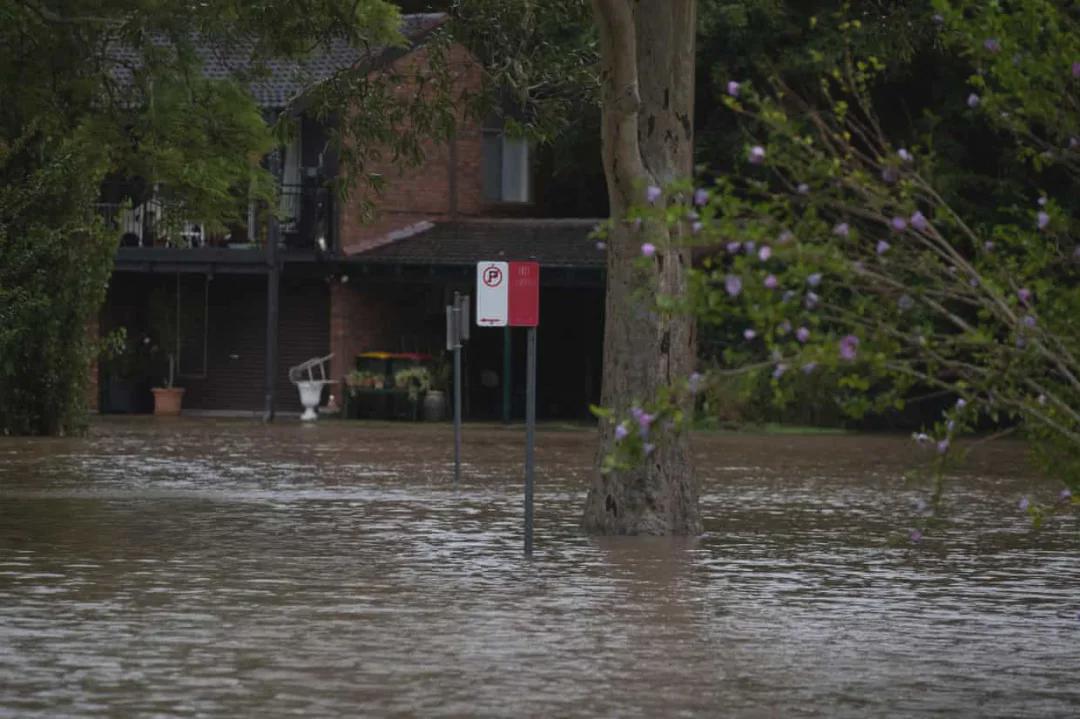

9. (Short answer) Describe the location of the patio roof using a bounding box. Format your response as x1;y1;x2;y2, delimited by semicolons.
347;219;607;269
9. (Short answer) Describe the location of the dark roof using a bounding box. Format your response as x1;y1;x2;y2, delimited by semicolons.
108;13;446;109
351;219;607;269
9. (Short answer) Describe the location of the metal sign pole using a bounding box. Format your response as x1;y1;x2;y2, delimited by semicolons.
453;295;463;487
524;325;536;556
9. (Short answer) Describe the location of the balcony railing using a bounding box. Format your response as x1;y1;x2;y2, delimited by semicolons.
98;184;331;251
95;201;209;249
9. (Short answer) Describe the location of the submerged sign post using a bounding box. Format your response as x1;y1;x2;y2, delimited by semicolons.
447;292;470;486
477;260;540;556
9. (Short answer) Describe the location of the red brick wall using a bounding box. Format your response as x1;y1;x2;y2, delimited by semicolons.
338;43;492;255
329;279;445;384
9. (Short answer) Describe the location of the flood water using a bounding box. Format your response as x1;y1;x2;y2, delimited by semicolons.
1;418;1077;717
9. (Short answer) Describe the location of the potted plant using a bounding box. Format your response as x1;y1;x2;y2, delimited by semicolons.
394;365;431;421
148;288;185;415
422;356;450;421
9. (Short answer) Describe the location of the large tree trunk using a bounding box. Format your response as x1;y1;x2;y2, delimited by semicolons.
582;0;701;535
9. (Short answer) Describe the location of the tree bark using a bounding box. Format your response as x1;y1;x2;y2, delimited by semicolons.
582;0;701;535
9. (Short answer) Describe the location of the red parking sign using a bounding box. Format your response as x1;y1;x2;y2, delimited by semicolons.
508;261;539;327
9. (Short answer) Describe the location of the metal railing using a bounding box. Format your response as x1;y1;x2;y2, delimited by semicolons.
94;201;206;248
97;184;331;250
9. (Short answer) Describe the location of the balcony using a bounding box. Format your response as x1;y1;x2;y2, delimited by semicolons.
102;185;333;274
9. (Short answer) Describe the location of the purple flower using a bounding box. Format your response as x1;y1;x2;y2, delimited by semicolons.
631;407;654;437
595;241;607;251
1018;496;1030;511
1073;61;1080;78
801;362;818;374
614;424;629;441
833;222;850;238
772;363;788;379
743;328;757;341
688;372;704;395
693;188;709;206
890;216;907;232
758;245;772;261
898;294;914;311
984;38;1001;53
1038;196;1047;206
967;93;980;108
686;210;699;221
882;166;899;184
984;241;995;252
744;240;756;253
796;326;810;343
725;274;742;297
797;183;810;195
727;80;741;97
946;419;956;433
641;242;657;257
805;291;820;309
643;443;656;456
898;148;913;162
932;13;944;25
726;241;741;254
748;145;766;164
1060;488;1073;502
782;290;797;303
1037;394;1047;406
645;185;662;204
692;221;703;234
839;334;859;361
1037;211;1050;230
956;398;967;410
876;240;891;255
1022;314;1037;328
777;230;794;245
910;211;929;232
1017;288;1032;305
764;274;779;289
937;438;950;454
807;273;822;287
909;529;923;544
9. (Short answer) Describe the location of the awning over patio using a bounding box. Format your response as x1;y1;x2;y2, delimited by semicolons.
346;219;607;269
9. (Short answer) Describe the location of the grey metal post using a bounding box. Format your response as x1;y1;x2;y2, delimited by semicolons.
263;152;281;423
524;325;536;556
453;299;462;486
502;327;512;424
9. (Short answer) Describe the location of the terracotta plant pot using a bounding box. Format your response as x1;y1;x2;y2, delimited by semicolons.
151;387;185;416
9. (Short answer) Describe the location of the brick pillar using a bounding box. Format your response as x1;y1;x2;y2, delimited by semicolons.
329;281;353;385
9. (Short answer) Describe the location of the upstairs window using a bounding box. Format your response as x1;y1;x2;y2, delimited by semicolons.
482;128;532;204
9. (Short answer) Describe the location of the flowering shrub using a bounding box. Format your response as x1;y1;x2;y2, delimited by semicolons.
600;0;1079;518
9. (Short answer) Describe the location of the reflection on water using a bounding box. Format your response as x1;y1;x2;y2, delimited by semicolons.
1;418;1077;717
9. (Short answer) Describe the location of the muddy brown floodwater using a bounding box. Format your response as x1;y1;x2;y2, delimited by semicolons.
1;418;1078;717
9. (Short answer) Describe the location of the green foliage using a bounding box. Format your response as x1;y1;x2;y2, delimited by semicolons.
611;1;1080;494
0;0;431;435
0;133;116;435
448;0;598;143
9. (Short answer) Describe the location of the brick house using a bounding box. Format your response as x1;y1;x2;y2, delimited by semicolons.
97;13;605;420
